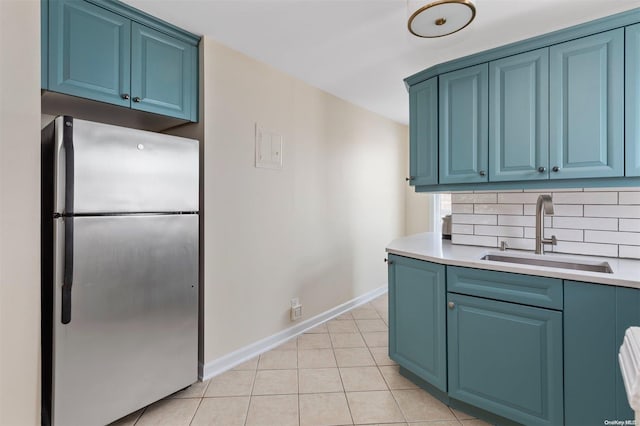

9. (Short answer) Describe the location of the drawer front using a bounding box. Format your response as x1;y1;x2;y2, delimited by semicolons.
447;266;562;309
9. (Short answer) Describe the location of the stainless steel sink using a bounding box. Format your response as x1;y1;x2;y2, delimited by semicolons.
481;254;613;274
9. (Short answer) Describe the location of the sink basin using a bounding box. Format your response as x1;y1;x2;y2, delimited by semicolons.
481;253;613;274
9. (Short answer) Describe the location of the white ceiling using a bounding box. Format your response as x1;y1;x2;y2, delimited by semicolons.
123;0;640;125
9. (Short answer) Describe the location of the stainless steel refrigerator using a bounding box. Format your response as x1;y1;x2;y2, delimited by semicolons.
41;116;199;426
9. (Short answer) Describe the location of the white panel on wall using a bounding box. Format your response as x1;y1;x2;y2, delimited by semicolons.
450;188;640;259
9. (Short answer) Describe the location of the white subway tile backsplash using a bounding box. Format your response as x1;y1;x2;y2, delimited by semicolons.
584;205;640;218
620;245;640;260
451;188;640;258
552;192;618;204
620;219;640;232
585;230;640;245
474;225;523;238
452;224;474;234
452;234;498;247
474;204;523;215
552;217;618;231
452;214;497;225
619;192;640;205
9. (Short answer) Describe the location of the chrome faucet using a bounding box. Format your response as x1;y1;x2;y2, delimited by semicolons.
535;195;557;254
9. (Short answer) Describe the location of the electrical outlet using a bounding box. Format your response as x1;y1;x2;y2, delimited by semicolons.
290;298;302;321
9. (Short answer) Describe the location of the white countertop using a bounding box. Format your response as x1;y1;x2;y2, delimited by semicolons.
386;232;640;289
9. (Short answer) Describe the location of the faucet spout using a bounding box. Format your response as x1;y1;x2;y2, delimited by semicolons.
535;195;557;255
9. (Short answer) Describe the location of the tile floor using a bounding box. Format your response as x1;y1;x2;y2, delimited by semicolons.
110;294;490;426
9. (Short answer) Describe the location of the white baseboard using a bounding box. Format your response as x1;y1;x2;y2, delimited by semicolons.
199;284;388;381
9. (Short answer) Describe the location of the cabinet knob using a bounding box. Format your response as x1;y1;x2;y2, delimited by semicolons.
384;258;393;265
121;93;130;100
133;97;142;103
448;301;455;309
537;166;546;173
405;176;415;182
479;170;486;177
552;166;559;172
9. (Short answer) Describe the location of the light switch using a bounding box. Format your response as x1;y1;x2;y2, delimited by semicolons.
255;123;283;170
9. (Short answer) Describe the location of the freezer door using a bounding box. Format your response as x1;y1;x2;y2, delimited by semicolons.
51;214;198;426
53;116;199;214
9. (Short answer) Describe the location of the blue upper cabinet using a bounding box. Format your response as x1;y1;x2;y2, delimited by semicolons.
409;78;438;186
43;0;199;122
439;64;489;184
48;0;131;107
627;23;640;177
489;48;549;182
388;255;447;392
131;23;196;121
549;29;624;179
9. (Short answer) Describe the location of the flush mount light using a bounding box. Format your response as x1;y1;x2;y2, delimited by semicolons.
408;0;476;38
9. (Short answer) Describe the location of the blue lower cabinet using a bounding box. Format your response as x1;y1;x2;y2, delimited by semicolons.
388;255;447;391
447;292;563;426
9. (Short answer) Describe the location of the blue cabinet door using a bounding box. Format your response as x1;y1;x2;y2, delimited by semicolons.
627;23;640;177
447;293;563;426
549;29;624;179
48;0;131;107
489;48;549;182
439;64;489;184
388;255;447;392
131;23;197;121
409;78;438;186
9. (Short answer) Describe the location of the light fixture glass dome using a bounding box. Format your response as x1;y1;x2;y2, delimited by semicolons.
408;0;476;38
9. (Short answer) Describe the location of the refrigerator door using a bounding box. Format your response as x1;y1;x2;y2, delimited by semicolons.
53;116;199;214
51;214;198;426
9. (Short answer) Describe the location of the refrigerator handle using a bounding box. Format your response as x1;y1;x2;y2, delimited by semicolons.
61;117;74;324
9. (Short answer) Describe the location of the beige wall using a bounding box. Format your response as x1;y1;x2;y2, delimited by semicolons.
0;1;42;425
197;37;408;363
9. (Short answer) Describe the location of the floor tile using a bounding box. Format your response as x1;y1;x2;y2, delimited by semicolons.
370;295;388;312
135;398;200;426
170;379;210;398
451;407;475;420
205;370;255;397
306;323;329;333
339;367;388;391
334;347;375;367
351;306;381;320
327;319;359;333
109;408;144;426
334;312;354;320
258;349;298;369
300;393;353;426
298;333;333;349
232;357;259;370
299;368;344;393
362;331;388;348
392;389;457;422
379;366;419;390
345;390;405;424
277;338;298;350
298;348;337;368
330;333;366;348
245;394;299;426
355;319;387;333
460;419;492;426
369;347;396;366
190;396;249;426
252;369;298;395
410;422;461;426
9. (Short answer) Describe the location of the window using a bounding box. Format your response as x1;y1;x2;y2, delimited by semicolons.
439;193;452;218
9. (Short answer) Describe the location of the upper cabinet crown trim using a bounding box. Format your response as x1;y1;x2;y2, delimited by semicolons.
405;7;640;89
86;0;200;45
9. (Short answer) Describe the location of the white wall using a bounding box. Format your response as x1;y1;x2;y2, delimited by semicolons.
0;1;42;424
198;37;408;365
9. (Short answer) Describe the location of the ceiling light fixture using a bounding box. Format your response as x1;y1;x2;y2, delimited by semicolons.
408;0;477;38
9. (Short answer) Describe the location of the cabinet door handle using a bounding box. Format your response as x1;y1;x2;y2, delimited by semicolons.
552;166;559;172
133;97;142;103
384;258;394;265
121;93;130;100
448;301;455;309
479;170;486;177
405;176;415;182
537;166;546;173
